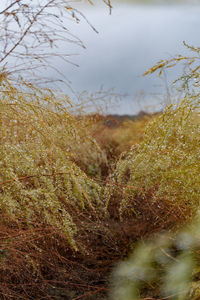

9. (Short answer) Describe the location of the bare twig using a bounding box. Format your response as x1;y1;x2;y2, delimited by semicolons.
0;0;21;15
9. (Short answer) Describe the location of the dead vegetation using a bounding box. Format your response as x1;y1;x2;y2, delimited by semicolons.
0;79;199;299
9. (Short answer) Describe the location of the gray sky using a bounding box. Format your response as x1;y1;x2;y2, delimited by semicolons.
1;0;200;114
54;2;200;113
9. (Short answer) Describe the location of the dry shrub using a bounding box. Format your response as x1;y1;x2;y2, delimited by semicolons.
87;113;154;172
0;78;110;299
104;98;200;224
0;78;137;299
0;205;136;299
108;99;199;300
111;214;200;300
0;78;199;299
0;78;106;250
0;221;112;299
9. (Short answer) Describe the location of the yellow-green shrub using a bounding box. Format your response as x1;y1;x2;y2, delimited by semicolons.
87;114;154;165
108;115;155;153
104;98;200;219
0;78;104;249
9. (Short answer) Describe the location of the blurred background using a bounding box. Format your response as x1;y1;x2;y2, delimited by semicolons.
1;0;200;114
49;0;200;114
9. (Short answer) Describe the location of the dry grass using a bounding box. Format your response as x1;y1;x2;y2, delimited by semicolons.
0;78;199;299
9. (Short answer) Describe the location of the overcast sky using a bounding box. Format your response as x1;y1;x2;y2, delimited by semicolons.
1;1;200;114
55;2;200;113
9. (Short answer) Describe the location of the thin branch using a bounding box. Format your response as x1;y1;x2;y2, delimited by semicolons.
0;0;21;15
0;0;55;63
